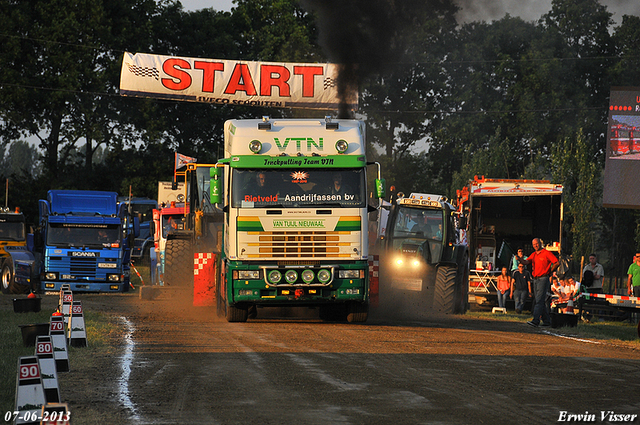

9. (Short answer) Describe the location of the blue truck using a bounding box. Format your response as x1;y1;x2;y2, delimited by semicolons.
37;190;138;292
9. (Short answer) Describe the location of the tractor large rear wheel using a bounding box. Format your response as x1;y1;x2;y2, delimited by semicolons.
434;265;457;314
164;239;193;286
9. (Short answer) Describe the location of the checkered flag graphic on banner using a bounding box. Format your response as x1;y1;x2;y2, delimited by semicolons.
126;62;160;80
323;76;336;90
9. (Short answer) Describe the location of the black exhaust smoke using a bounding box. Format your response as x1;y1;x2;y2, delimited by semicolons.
301;0;457;118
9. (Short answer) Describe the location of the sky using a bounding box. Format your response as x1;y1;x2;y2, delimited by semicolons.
180;0;640;24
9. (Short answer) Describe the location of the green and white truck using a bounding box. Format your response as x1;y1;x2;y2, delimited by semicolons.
210;117;383;322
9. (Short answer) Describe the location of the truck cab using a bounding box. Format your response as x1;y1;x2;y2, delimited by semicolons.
37;190;137;292
210;117;384;323
0;208;37;294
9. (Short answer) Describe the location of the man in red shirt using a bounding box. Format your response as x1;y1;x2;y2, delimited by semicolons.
519;238;559;327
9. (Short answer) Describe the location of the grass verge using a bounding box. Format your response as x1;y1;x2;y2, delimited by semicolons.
467;310;640;347
0;295;121;415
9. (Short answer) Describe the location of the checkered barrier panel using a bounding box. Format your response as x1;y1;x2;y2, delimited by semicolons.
369;255;379;308
193;253;214;276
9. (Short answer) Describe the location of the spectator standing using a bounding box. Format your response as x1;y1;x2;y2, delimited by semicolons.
582;253;604;294
520;238;559;327
510;248;525;273
628;252;640;297
496;266;511;310
510;263;532;314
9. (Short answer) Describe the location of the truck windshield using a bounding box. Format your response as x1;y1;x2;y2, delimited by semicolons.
162;214;186;237
47;223;121;247
231;168;366;208
0;220;25;241
392;207;443;241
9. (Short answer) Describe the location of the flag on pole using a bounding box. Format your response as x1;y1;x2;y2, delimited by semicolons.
174;152;197;184
175;152;197;170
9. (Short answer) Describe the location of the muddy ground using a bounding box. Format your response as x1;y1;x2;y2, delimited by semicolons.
7;290;640;425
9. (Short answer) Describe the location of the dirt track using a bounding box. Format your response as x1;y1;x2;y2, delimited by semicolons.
31;291;640;424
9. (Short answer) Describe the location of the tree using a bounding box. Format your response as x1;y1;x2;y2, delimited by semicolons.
0;0;173;185
0;141;41;179
551;130;601;259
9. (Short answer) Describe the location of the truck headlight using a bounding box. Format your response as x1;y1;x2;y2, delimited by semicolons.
238;270;261;280
301;269;314;283
285;270;298;284
339;269;362;279
268;270;282;284
317;269;331;284
108;274;121;282
335;139;348;153
45;272;58;280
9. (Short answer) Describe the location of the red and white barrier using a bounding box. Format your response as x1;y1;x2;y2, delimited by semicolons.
35;336;60;403
580;292;640;308
193;252;216;307
368;255;379;308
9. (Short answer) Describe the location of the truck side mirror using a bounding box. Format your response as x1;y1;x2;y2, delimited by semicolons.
134;216;141;237
375;178;386;199
210;167;222;204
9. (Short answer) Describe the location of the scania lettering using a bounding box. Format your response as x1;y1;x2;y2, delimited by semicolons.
37;190;138;292
210;117;384;322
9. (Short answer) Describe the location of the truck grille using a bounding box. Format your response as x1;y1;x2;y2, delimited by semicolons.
243;231;358;259
70;257;97;277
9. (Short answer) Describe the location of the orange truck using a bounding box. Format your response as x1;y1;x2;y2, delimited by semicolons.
0;208;38;294
456;176;564;308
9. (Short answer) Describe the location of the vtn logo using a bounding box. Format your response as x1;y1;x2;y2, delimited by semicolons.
70;251;97;257
274;137;323;152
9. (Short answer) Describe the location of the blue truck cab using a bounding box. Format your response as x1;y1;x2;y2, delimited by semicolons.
37;190;138;292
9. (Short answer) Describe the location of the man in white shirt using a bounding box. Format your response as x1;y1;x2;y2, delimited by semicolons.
582;253;604;293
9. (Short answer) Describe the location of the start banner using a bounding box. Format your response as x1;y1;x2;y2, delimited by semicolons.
119;52;356;110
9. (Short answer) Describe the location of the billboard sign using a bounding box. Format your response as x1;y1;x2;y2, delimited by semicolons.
603;87;640;209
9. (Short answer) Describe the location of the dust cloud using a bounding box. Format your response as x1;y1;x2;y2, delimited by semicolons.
371;264;450;322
